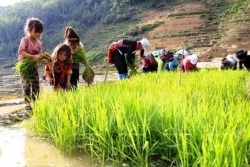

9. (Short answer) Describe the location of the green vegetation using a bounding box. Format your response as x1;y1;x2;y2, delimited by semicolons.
32;71;250;166
15;59;36;79
0;0;249;65
168;11;210;18
123;22;164;36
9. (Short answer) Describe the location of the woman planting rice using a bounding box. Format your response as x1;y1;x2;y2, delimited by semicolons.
146;49;174;72
17;17;44;112
166;50;190;71
235;50;250;71
220;54;237;70
140;53;158;73
63;27;94;87
107;38;150;79
182;54;199;72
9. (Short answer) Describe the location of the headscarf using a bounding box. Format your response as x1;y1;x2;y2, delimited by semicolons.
236;50;247;60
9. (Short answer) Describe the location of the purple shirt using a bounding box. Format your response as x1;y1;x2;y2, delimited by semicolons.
18;36;42;61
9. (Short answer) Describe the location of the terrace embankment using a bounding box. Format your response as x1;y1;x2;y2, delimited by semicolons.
136;2;250;61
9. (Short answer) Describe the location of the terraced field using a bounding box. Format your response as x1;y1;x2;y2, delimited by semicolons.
82;2;250;63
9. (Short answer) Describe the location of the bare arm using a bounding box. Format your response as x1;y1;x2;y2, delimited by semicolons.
66;74;71;89
18;50;39;61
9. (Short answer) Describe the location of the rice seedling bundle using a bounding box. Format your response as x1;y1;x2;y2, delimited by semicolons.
126;60;139;77
15;52;53;79
15;58;36;79
74;48;95;85
38;52;54;76
73;48;88;64
82;64;95;85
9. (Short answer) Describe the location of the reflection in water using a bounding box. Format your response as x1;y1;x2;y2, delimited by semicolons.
0;126;99;167
0;127;26;167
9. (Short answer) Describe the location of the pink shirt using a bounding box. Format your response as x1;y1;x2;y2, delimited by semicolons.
182;57;197;72
18;36;42;61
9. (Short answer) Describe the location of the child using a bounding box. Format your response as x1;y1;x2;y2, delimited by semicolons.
17;17;43;111
44;44;72;90
182;54;198;72
63;27;84;88
107;38;149;79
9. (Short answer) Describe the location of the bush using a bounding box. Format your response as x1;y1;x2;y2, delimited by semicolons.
87;51;106;64
140;21;164;32
102;13;117;24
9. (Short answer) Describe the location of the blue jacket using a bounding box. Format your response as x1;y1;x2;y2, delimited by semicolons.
168;54;179;70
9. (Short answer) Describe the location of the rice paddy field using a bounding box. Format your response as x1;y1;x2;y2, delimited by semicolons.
31;70;250;167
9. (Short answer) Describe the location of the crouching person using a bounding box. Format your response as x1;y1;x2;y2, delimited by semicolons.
182;54;198;72
235;50;250;71
150;49;174;72
166;53;185;71
107;38;150;79
44;44;72;91
141;53;158;73
220;54;237;70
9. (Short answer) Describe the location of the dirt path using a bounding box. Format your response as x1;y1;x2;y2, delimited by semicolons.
0;105;25;115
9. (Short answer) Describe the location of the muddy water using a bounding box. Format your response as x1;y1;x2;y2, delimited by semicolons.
0;125;100;167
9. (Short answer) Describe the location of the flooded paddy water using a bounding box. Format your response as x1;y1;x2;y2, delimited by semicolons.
0;125;99;167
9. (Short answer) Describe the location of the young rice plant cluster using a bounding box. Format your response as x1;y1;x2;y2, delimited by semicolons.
32;70;250;167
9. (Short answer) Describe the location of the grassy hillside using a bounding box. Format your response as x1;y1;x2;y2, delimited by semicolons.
84;0;250;63
0;0;249;68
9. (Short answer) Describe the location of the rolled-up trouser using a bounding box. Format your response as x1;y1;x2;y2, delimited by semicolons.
21;66;40;103
111;50;128;79
155;57;164;72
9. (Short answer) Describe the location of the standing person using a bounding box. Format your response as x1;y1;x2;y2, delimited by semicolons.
44;44;72;90
220;54;237;70
235;50;250;71
18;17;43;111
107;38;150;79
182;54;198;72
63;26;84;88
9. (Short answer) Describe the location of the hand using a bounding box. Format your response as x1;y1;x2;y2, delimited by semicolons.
66;82;71;89
48;77;53;85
32;54;39;61
133;63;139;69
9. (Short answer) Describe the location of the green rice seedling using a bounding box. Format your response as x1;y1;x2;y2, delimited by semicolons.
74;48;95;85
32;70;250;166
73;48;88;64
15;52;53;80
15;58;36;79
82;64;95;85
126;60;139;77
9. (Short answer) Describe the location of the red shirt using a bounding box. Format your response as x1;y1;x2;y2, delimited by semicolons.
182;58;197;72
44;61;72;89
